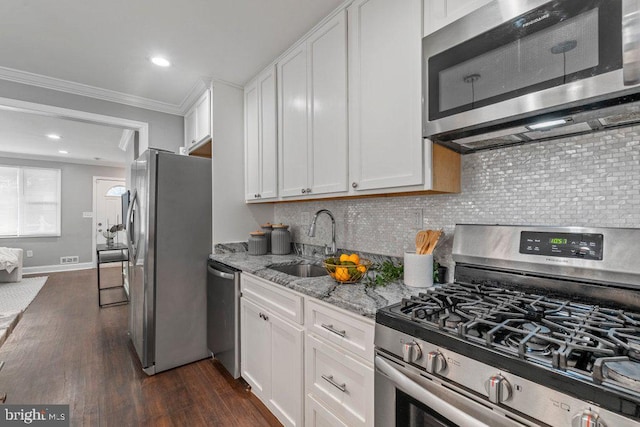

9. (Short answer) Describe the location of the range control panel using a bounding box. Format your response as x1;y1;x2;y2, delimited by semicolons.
519;231;604;260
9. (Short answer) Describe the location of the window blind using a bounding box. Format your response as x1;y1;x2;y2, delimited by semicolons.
0;166;61;237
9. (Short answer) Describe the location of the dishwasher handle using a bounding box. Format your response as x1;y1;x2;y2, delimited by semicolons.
208;265;235;280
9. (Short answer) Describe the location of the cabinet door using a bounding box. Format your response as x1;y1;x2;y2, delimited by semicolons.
245;80;261;200
269;313;304;427
278;45;310;198
184;107;197;148
306;334;374;427
348;0;423;191
308;11;349;196
240;298;271;398
195;89;212;144
306;395;349;427
258;67;278;200
245;68;278;202
423;0;491;36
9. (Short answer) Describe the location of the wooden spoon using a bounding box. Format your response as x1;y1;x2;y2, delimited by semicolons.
426;230;443;254
415;230;428;254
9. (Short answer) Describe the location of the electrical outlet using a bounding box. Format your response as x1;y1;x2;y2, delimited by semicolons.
409;209;423;229
60;256;79;264
26;250;33;258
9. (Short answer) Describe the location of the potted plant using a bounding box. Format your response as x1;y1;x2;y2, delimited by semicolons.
433;261;448;284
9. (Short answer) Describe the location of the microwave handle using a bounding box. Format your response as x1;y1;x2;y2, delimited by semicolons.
622;0;640;85
375;356;490;427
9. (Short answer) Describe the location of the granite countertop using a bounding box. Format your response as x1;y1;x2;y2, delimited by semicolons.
209;251;424;319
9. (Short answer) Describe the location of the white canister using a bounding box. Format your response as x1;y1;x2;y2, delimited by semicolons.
403;252;434;288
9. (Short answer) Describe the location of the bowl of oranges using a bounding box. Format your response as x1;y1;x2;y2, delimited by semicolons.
323;253;372;284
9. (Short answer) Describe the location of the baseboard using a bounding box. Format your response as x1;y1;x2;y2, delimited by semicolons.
23;262;95;275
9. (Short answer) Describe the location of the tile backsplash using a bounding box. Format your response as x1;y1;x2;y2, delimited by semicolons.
274;127;640;277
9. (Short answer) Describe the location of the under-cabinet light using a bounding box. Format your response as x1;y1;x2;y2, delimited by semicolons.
527;119;568;130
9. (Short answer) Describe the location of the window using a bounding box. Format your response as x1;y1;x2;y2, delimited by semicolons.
0;166;61;237
105;185;126;197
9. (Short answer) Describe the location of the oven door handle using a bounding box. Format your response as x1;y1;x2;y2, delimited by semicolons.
375;356;490;427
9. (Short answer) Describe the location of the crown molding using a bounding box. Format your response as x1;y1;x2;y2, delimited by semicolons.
179;79;210;113
0;66;184;116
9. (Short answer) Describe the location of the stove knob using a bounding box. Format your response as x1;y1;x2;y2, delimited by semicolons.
484;374;512;404
571;411;606;427
402;341;422;363
425;351;446;374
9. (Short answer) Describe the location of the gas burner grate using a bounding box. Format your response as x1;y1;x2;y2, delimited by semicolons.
390;282;640;392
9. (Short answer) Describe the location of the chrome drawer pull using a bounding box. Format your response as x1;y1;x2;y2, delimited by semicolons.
321;323;346;337
321;374;346;392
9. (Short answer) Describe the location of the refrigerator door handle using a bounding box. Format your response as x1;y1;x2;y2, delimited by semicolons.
126;189;138;260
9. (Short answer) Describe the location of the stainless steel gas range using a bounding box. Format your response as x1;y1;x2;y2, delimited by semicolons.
375;224;640;427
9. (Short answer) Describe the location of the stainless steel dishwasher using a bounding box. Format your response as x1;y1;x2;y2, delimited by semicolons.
206;260;241;378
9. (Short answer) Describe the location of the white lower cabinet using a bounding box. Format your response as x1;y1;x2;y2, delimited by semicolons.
305;333;374;427
241;274;304;427
240;273;375;427
306;395;349;427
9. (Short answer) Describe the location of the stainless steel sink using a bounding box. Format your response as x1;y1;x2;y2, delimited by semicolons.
267;263;327;278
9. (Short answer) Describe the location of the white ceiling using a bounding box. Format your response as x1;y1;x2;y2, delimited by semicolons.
0;0;344;165
0;108;127;167
0;0;345;110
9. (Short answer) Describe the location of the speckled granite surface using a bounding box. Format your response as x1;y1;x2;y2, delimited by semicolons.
209;252;424;319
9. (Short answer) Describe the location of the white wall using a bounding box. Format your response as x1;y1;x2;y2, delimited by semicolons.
211;81;273;244
0;157;125;268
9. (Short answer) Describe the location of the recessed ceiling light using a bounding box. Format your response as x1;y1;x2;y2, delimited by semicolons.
58;150;68;154
47;134;62;140
150;56;171;67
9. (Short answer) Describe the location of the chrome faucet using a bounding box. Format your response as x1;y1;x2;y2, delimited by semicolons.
307;209;337;256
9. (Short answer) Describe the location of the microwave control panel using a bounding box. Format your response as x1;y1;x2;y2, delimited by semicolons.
519;231;603;260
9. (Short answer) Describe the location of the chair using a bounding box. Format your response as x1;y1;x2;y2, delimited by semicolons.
0;248;23;283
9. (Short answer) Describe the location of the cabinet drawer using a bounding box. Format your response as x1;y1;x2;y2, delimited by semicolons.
306;394;349;427
241;273;303;325
306;334;374;427
306;299;374;361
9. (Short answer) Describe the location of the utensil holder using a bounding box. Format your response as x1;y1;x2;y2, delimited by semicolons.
404;252;433;288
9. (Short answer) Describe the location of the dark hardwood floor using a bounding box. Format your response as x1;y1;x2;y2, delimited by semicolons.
0;268;281;427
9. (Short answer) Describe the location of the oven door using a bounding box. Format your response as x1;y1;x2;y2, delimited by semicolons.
374;354;533;427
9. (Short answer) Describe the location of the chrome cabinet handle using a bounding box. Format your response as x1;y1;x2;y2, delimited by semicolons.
259;312;269;321
352;182;358;188
306;188;312;193
321;374;346;392
301;188;307;194
321;323;346;337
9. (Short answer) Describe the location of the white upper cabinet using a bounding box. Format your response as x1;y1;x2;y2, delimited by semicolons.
184;89;212;150
278;12;348;198
278;45;309;198
348;0;424;192
423;0;492;36
184;108;196;150
245;67;278;201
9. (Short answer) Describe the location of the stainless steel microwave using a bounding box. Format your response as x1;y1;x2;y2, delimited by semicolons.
423;0;640;153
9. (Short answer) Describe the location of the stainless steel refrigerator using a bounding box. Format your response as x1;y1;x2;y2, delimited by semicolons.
126;148;211;375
